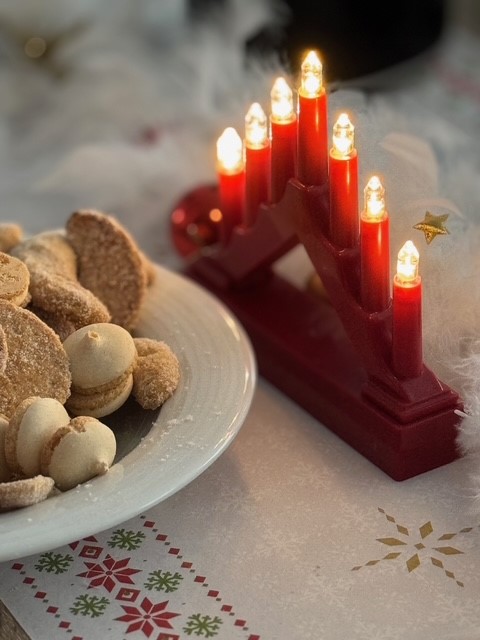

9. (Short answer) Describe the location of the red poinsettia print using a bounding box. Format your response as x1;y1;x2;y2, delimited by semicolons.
116;597;180;636
77;554;141;592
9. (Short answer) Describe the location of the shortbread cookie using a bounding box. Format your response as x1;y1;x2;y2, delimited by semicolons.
12;230;111;331
5;397;70;477
0;414;11;483
66;210;148;330
0;223;23;253
132;338;180;410
0;251;30;307
40;416;116;491
63;322;137;418
0;475;55;511
0;300;71;418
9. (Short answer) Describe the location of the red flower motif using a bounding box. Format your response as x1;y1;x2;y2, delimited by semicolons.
116;598;180;636
77;554;141;593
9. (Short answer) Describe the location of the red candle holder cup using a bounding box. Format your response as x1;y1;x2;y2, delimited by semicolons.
170;179;463;481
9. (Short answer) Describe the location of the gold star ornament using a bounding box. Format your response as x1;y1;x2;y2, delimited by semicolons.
413;211;450;244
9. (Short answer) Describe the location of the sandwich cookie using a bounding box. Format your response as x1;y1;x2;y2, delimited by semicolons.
40;416;116;491
4;396;70;478
63;322;137;418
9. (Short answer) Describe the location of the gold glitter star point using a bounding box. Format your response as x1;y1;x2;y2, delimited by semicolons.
413;211;450;244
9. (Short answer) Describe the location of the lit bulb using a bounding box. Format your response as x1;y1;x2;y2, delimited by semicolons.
245;102;268;149
300;50;323;97
216;127;244;174
396;240;420;284
331;113;355;159
363;176;386;221
270;77;295;124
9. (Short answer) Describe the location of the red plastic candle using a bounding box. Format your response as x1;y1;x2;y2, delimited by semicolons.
360;176;390;312
244;102;270;227
269;77;297;204
297;50;328;186
216;126;245;245
392;240;423;379
329;113;359;247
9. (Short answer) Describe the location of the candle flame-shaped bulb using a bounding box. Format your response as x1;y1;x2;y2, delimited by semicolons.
245;102;268;149
216;127;244;174
270;77;295;123
396;240;420;284
363;176;386;221
331;113;355;159
300;50;323;97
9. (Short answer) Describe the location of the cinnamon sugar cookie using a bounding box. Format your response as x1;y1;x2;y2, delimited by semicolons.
0;475;55;511
132;338;180;410
0;300;71;418
12;230;111;332
0;251;30;307
66;210;148;330
0;223;23;253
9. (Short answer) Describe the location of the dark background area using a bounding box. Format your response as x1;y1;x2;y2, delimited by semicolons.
191;0;447;82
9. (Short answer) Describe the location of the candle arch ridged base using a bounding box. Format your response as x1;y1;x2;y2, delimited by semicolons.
171;179;462;481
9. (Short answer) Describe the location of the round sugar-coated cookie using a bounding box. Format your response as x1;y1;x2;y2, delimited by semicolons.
41;416;116;491
5;396;70;477
0;223;23;253
12;231;111;330
0;475;55;511
132;338;180;410
0;300;71;418
66;209;148;330
0;251;30;307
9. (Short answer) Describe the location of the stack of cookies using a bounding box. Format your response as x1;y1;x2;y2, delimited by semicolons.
0;210;180;511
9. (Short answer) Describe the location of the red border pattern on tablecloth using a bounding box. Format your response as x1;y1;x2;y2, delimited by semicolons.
4;514;260;640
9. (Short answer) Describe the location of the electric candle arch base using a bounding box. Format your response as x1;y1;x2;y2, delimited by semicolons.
170;55;463;482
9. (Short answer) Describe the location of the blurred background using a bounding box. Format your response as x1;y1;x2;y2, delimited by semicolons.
0;0;479;263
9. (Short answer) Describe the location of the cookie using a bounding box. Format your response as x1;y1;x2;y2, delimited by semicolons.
4;396;70;477
0;300;71;418
0;325;7;374
63;322;137;418
0;413;11;483
0;223;23;253
0;475;55;511
40;416;116;491
0;251;30;307
66;209;148;330
132;338;180;410
12;230;111;332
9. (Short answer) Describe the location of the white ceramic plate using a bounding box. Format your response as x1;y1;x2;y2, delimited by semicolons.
0;265;256;562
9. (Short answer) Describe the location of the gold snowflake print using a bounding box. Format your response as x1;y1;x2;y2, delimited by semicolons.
352;507;476;587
